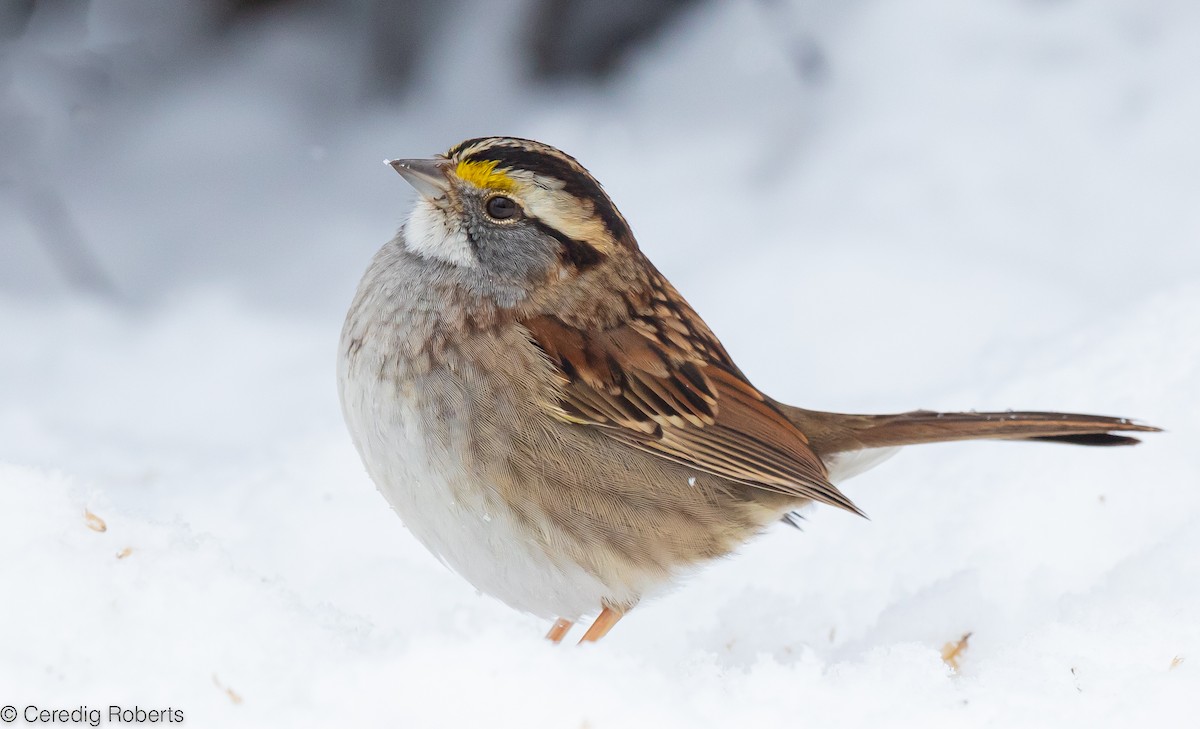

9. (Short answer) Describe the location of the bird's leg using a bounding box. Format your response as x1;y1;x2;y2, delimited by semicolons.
545;618;574;644
578;606;624;643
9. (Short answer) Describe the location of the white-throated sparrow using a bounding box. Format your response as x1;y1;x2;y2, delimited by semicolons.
338;137;1157;643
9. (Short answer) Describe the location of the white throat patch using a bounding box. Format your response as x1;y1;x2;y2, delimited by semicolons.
402;198;477;268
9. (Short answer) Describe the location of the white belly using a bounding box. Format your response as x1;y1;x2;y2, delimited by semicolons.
338;361;612;621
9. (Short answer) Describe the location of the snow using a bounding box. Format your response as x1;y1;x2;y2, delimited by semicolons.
2;0;1198;726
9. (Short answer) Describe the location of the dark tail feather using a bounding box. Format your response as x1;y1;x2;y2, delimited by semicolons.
1026;433;1144;446
775;406;1161;455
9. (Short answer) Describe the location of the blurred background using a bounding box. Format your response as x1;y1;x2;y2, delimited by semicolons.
5;0;1195;310
0;0;840;311
2;2;1198;724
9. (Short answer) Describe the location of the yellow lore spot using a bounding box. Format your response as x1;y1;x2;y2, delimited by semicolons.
455;159;517;192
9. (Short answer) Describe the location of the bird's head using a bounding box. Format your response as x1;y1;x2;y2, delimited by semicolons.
389;137;641;312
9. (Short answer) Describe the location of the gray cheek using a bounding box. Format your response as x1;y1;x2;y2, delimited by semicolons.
467;215;559;284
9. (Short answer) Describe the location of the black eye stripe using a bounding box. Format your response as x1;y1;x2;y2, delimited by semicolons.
529;218;605;270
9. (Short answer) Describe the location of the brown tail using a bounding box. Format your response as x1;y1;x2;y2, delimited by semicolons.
774;405;1161;456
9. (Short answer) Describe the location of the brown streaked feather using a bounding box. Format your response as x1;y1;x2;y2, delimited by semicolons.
521;280;863;516
775;406;1162;455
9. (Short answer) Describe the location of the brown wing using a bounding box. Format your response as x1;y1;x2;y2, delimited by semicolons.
521;278;862;516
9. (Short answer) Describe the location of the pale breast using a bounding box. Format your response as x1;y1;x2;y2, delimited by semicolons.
336;245;631;619
336;241;786;621
339;354;623;620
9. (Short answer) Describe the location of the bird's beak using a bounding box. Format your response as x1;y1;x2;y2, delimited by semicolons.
386;158;452;199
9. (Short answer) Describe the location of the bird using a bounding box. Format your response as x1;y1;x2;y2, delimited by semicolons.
337;136;1158;644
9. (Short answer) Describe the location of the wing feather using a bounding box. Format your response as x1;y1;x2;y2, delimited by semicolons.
521;280;862;516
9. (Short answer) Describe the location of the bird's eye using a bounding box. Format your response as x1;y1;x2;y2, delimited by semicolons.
485;195;520;221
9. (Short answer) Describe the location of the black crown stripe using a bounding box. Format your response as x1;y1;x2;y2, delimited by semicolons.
446;137;493;159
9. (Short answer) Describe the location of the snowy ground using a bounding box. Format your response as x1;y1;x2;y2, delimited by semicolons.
2;1;1199;726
